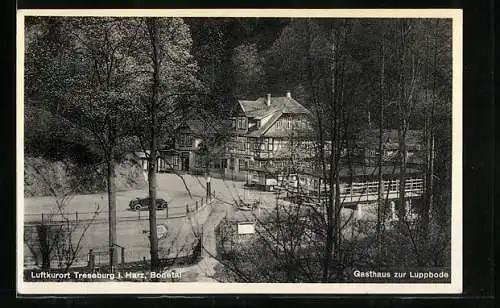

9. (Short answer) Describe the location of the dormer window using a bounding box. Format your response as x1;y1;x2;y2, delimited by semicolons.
237;117;247;130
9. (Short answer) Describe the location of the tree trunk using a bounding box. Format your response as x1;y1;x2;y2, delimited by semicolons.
322;29;337;283
333;171;342;274
323;190;334;282
38;225;51;270
397;124;407;220
420;23;439;238
148;152;159;271
376;36;385;264
147;18;160;272
107;157;117;269
421;130;434;238
396;21;409;221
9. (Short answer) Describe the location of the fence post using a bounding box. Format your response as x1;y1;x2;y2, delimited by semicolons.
196;201;198;211
121;247;125;265
143;256;146;266
201;197;204;205
75;211;78;222
138;210;140;220
186;204;189;215
41;213;44;224
166;206;168;218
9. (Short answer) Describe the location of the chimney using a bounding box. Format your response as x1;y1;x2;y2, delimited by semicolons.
266;94;271;107
285;91;291;98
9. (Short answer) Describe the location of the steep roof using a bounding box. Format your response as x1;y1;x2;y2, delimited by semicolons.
240;95;312;138
238;96;311;118
246;111;283;138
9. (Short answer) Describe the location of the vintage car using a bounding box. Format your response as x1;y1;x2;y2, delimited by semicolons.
129;197;168;211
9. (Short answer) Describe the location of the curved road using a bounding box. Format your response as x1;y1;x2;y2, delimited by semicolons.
23;173;278;268
24;173;277;222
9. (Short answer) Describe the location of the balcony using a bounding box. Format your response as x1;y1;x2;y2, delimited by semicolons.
340;178;424;204
284;178;424;205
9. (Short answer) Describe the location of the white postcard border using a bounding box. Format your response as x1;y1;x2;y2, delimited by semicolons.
16;8;463;295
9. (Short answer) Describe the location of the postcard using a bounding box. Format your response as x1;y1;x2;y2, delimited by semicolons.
17;8;462;294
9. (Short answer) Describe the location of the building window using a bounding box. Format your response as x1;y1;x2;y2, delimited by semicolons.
239;140;245;151
239;159;247;171
268;138;273;151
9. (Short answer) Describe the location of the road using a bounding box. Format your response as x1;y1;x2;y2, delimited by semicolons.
23;173;278;267
24;173;278;223
22;173;383;272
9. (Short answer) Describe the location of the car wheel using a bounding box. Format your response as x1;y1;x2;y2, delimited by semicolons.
162;203;168;209
134;204;142;211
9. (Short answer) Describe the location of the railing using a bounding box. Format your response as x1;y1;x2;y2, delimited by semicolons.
24;191;217;226
283;178;424;203
342;178;424;197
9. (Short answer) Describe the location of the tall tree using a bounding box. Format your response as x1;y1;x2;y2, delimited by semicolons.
129;17;200;271
25;17;144;269
418;19;452;238
376;24;387;264
145;17;161;271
